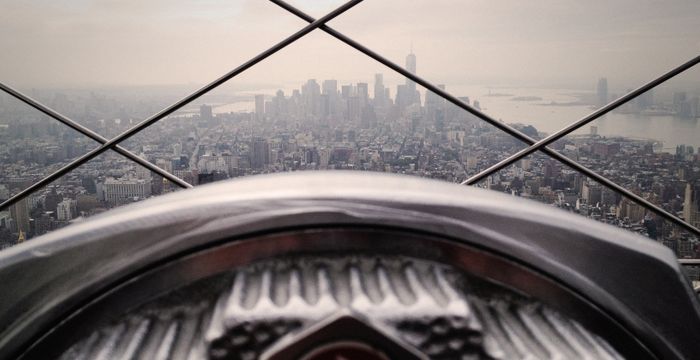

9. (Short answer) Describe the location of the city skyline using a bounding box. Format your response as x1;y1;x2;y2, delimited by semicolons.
1;3;700;347
1;51;699;263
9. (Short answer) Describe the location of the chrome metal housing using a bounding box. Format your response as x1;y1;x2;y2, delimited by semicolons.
0;172;697;359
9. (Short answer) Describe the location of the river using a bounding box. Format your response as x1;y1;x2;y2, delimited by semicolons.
212;84;699;152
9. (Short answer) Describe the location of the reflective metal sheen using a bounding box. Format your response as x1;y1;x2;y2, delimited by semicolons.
59;256;622;360
0;172;697;359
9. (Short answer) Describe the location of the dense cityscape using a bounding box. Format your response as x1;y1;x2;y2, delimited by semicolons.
1;52;699;277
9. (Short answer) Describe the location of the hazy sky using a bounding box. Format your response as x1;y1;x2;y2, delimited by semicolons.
1;0;698;91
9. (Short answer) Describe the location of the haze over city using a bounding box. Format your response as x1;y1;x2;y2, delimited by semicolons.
1;3;700;356
1;0;699;89
0;0;698;271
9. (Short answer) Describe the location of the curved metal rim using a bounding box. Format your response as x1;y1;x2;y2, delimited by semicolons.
0;172;695;360
19;227;655;360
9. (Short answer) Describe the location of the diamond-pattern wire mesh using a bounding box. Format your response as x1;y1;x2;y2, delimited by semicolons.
0;0;698;238
0;83;194;190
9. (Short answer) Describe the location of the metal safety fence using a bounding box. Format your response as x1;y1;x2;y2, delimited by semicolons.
0;0;698;238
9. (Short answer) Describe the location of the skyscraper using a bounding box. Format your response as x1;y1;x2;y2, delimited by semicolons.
356;83;369;108
301;79;321;118
319;94;330;119
10;197;30;235
683;182;700;228
270;90;287;119
347;96;360;124
200;104;213;120
406;51;417;103
251;137;270;169
322;80;338;96
597;78;608;108
406;52;416;89
373;73;385;106
425;84;446;112
397;50;420;108
341;84;354;99
255;95;265;121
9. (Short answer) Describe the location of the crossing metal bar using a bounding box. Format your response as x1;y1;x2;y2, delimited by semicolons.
0;0;364;212
542;149;700;235
464;56;700;186
270;0;538;148
0;82;193;189
272;0;700;237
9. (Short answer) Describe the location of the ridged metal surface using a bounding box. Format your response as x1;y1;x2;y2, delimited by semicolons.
59;305;211;360
60;256;623;359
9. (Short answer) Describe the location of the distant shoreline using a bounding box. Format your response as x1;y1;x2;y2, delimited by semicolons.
483;93;514;97
511;96;543;101
537;101;590;107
